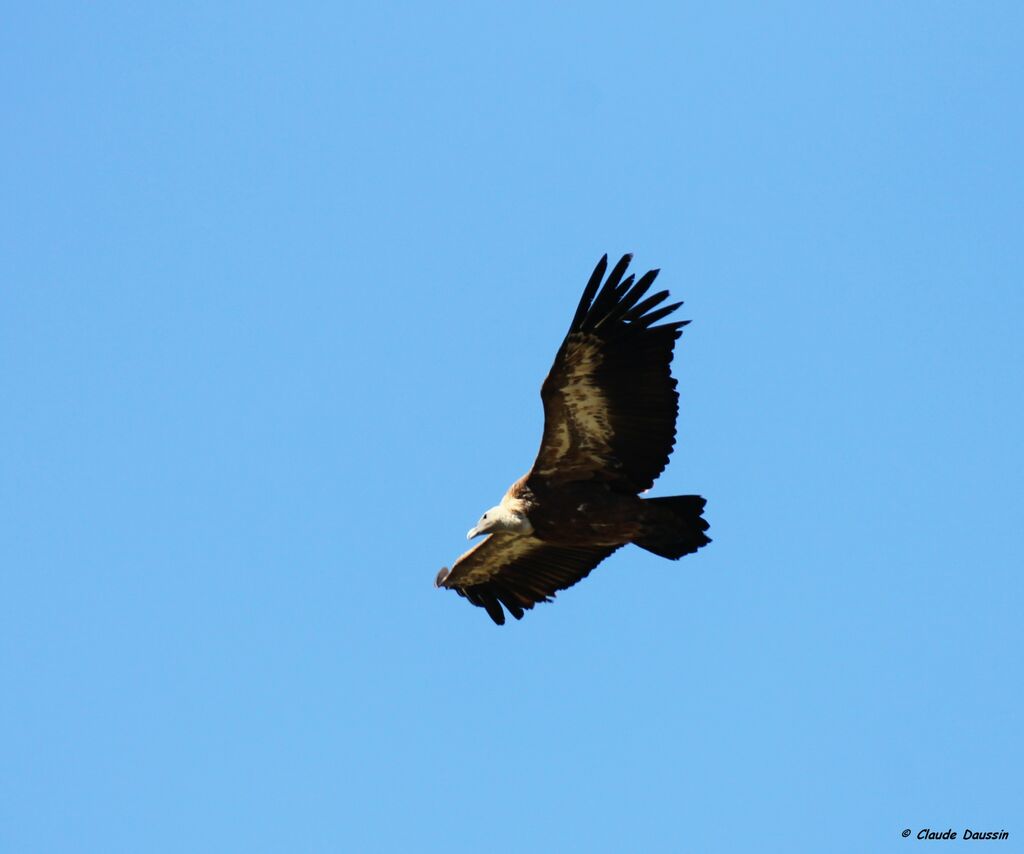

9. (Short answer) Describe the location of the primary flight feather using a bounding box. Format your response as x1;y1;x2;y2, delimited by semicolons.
436;254;710;624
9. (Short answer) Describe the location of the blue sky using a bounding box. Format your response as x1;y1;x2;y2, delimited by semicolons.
3;3;1022;852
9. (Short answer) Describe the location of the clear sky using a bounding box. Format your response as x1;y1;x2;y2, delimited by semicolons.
3;3;1022;853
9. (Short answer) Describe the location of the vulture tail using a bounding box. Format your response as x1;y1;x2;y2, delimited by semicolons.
634;496;711;560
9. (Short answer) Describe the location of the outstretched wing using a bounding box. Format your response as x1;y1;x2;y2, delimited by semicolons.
531;254;689;492
436;535;622;625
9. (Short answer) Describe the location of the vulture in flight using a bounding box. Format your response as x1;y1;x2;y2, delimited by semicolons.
436;254;710;624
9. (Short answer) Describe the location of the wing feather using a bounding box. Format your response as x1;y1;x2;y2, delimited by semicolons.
567;254;607;331
532;254;688;491
594;269;659;329
436;534;621;625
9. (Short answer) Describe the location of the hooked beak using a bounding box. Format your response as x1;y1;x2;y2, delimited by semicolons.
466;526;482;540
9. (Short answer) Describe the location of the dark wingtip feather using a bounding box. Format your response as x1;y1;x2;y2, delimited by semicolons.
639;301;684;328
604;254;634;293
569;255;609;332
611;274;635;302
594;269;661;330
435;567;451;588
582;254;634;331
495;589;525;621
483;596;506;625
577;259;686;336
623;290;670;323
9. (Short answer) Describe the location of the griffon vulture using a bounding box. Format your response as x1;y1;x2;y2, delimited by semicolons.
436;254;710;624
